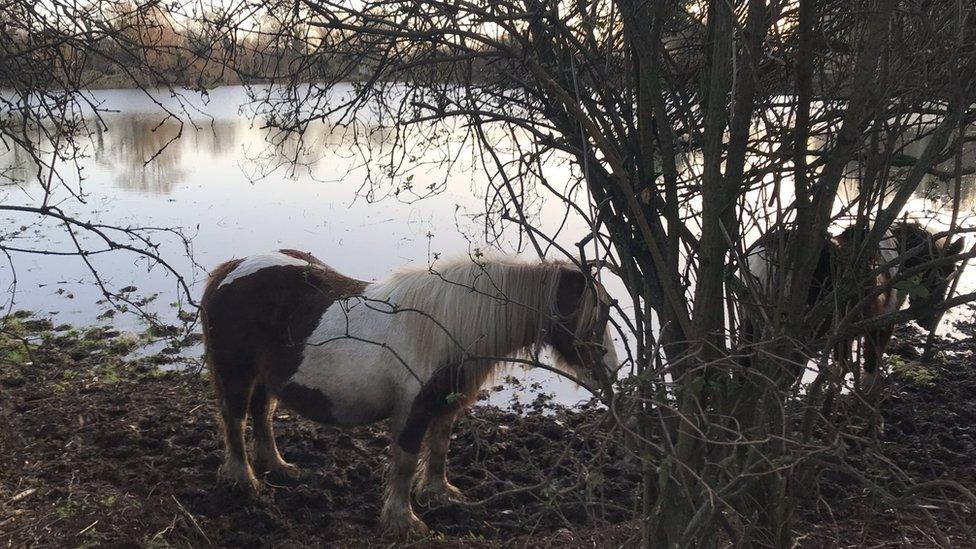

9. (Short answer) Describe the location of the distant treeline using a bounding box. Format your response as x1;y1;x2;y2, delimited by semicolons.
0;1;366;91
1;0;972;97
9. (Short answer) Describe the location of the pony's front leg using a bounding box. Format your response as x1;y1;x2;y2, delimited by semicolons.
417;411;466;505
380;412;430;537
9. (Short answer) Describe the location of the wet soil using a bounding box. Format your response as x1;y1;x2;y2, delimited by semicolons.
0;316;639;547
1;311;975;547
793;318;976;547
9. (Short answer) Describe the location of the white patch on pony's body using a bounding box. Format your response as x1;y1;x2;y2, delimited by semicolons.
600;330;620;375
877;233;901;279
745;242;781;297
746;243;769;280
289;289;401;426
286;256;585;426
218;252;312;288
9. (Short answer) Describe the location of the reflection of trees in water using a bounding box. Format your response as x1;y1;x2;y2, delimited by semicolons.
242;119;414;186
92;115;242;194
262;120;398;156
93;118;185;194
3;109;442;196
838;125;976;213
839;166;976;214
0;140;38;185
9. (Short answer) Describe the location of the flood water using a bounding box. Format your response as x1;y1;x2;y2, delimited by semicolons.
2;85;975;404
0;85;608;405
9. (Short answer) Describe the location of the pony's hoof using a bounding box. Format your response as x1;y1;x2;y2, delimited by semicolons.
218;464;262;494
417;483;467;507
380;513;430;538
275;461;302;479
261;460;302;482
226;474;262;495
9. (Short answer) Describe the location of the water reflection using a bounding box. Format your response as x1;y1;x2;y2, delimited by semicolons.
8;91;971;216
2;88;974;274
835;124;976;215
93;117;189;194
75;110;420;195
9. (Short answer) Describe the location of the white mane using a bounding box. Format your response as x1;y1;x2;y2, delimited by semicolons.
365;254;611;392
373;255;565;367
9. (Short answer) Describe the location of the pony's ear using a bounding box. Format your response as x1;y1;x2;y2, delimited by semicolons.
556;268;587;318
946;237;965;258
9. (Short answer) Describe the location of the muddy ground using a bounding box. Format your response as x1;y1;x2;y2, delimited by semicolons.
1;311;974;547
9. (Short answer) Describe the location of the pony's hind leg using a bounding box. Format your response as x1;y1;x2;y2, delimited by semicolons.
862;326;893;401
860;326;893;436
417;410;466;505
250;383;300;480
212;360;260;492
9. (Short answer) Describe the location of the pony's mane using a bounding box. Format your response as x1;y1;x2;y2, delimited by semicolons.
369;254;595;393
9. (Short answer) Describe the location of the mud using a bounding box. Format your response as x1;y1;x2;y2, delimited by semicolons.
1;310;975;547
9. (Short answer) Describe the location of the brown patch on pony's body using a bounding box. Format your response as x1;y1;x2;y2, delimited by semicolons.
550;268;610;372
202;252;369;489
200;258;248;415
826;222;965;378
277;383;335;424
397;361;471;454
201;255;368;418
828;227;897;375
832;227;896;304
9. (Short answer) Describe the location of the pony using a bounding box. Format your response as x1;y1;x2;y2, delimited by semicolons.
738;221;964;394
199;250;619;536
854;221;965;391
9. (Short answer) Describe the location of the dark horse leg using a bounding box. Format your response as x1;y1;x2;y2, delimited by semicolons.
417;410;466;505
737;317;757;369
249;383;300;480
381;363;472;535
380;407;430;536
820;336;853;420
211;358;260;492
862;325;894;401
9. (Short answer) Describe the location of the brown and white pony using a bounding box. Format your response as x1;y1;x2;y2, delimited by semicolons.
200;250;618;536
853;221;966;390
739;222;964;393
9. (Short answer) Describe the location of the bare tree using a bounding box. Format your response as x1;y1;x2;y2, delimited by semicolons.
4;0;976;545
